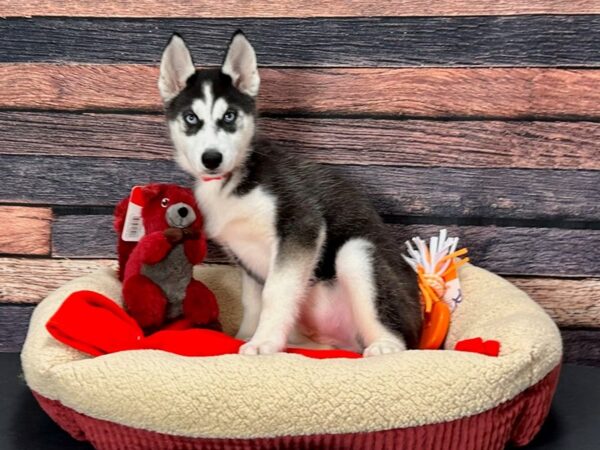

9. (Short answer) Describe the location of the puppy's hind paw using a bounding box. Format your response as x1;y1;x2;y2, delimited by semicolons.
363;338;406;357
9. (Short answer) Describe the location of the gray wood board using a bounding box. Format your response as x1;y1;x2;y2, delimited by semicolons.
1;16;600;66
52;217;600;276
2;155;599;221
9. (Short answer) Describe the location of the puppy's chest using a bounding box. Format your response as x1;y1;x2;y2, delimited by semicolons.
197;185;277;277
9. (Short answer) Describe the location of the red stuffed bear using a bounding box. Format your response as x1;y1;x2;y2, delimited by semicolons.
114;184;219;331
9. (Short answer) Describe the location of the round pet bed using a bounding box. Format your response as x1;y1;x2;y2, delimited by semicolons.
21;264;562;450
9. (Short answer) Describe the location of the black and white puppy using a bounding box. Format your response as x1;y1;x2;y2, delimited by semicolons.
158;31;422;356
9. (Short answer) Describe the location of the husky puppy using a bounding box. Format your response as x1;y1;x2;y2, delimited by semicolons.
158;31;422;356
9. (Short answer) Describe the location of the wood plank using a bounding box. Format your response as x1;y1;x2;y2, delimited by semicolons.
1;17;599;66
393;225;600;277
2;304;598;364
53;217;600;277
3;66;600;119
2;112;599;170
509;278;600;328
0;258;116;304
0;305;31;351
3;1;599;18
264;119;600;170
50;214;230;262
2;155;598;221
562;329;600;367
1;258;599;327
0;206;51;255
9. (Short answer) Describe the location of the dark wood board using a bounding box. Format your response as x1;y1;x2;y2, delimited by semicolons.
2;155;598;220
562;329;600;367
2;112;600;170
1;16;600;66
4;66;600;120
52;217;600;277
0;306;31;352
4;1;600;18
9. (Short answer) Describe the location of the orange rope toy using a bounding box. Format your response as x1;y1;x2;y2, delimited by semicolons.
402;230;470;350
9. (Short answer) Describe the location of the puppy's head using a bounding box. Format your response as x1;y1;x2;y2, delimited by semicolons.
159;31;259;180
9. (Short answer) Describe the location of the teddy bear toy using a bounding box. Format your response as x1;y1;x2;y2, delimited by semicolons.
114;183;219;332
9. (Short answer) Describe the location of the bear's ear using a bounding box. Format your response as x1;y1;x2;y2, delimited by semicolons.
141;184;163;202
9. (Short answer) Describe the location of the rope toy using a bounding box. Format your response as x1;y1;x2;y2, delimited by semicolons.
403;229;470;350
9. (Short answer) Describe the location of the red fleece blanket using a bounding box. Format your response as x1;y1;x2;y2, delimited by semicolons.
46;291;362;359
46;290;499;359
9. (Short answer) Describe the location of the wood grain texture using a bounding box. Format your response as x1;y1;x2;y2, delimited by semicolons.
0;206;51;255
53;217;600;277
3;65;600;119
562;330;600;367
3;155;598;220
0;258;115;304
393;225;600;277
1;304;598;364
3;1;600;18
1;17;600;66
0;257;598;327
3;112;599;170
51;214;228;262
0;306;31;351
510;278;600;328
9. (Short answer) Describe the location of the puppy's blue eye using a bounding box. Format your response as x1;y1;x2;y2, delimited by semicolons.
184;112;199;126
223;110;237;124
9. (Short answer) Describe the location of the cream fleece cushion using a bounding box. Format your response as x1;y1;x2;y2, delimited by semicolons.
21;265;562;439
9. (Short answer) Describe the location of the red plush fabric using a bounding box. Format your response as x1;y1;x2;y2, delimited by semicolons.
46;290;361;359
32;364;560;450
455;337;501;357
114;184;219;331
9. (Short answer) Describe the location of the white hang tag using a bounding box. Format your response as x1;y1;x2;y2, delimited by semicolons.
121;186;146;242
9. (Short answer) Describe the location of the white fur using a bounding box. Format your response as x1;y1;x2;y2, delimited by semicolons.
335;238;406;356
171;82;256;179
164;34;407;357
235;272;263;340
222;33;260;97
239;226;325;355
183;107;404;358
196;180;276;279
158;35;195;102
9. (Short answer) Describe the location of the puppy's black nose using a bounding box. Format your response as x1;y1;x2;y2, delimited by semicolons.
202;150;223;170
178;207;189;218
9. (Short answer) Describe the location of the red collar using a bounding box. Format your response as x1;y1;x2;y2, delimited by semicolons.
201;172;231;182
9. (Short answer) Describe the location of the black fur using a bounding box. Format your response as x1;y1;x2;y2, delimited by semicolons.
166;69;256;122
234;139;423;348
163;51;422;348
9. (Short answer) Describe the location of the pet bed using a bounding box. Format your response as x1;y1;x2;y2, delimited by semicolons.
21;264;562;450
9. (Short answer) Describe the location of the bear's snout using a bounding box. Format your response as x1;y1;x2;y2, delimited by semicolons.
166;202;197;228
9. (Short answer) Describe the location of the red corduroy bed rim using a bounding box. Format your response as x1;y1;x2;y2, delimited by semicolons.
31;364;560;450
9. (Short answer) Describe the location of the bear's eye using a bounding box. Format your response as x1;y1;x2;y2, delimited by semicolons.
160;198;169;208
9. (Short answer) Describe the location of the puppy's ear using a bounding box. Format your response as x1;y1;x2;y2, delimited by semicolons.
159;33;195;102
222;30;260;97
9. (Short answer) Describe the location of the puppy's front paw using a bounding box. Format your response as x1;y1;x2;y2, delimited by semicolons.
363;338;406;357
239;339;284;355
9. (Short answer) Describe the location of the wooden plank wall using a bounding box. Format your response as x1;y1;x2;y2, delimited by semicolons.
0;2;598;365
